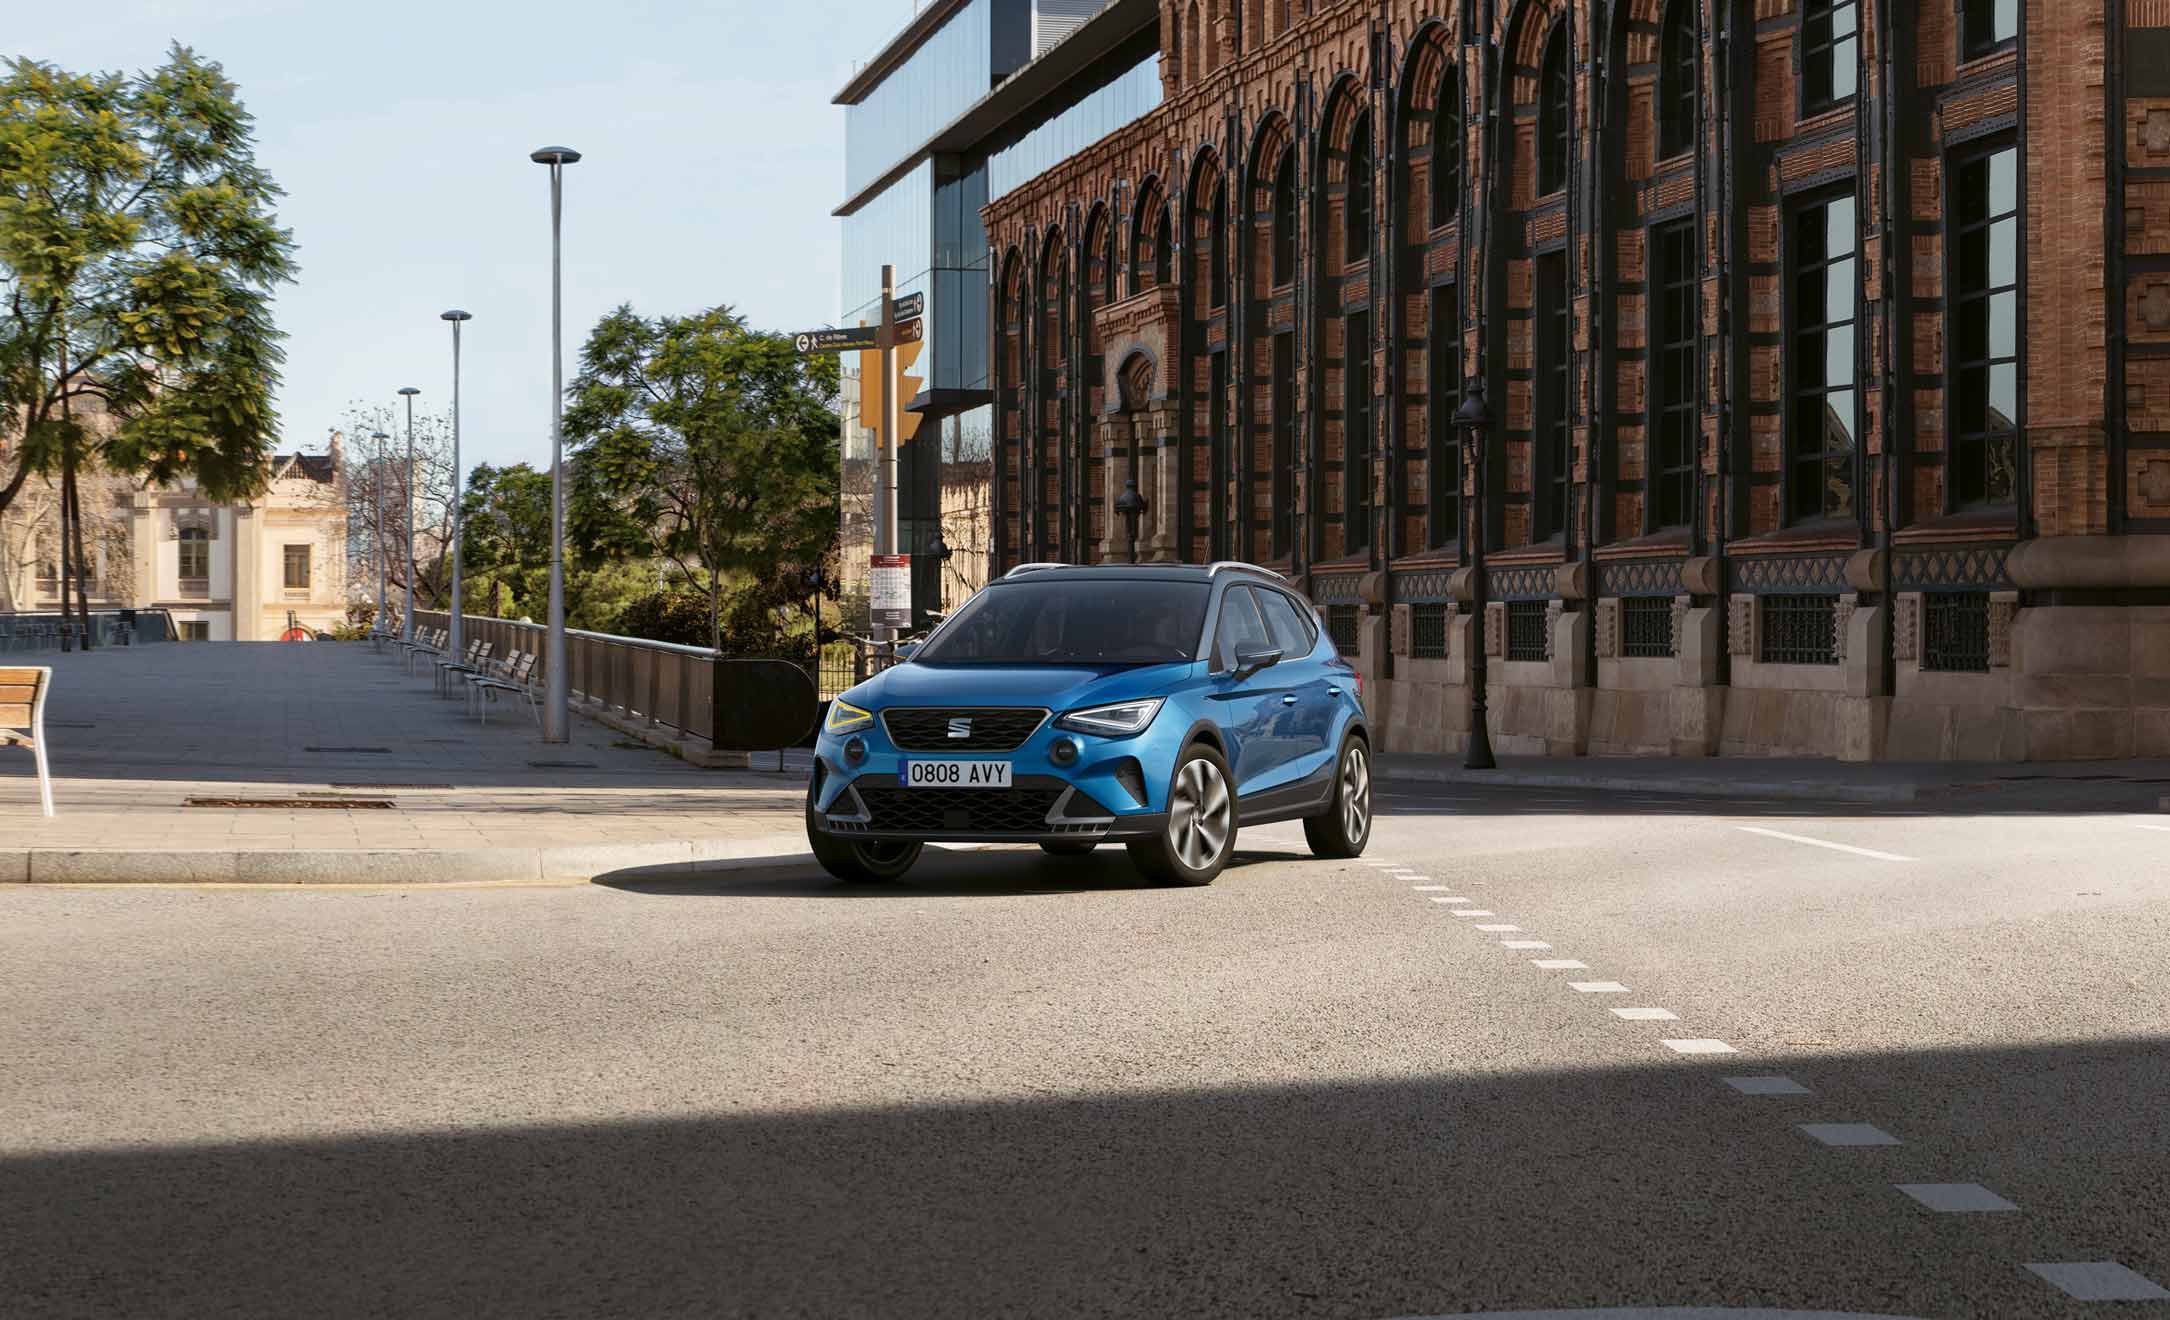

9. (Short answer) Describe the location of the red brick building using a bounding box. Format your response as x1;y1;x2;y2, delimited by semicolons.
984;0;2170;761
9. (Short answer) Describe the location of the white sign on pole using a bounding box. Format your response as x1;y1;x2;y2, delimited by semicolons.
870;554;911;629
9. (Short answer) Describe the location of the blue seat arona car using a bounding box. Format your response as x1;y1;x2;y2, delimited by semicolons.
808;561;1372;886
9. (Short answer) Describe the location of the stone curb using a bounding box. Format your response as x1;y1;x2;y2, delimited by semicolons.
4;831;817;885
1375;761;1919;804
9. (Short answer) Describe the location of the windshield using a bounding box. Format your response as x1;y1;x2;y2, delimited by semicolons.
915;579;1212;665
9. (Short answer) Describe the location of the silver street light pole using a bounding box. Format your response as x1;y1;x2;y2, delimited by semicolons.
371;429;390;630
441;310;472;659
531;145;580;743
397;387;419;643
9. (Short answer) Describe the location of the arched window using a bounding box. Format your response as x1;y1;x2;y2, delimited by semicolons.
1154;208;1173;287
1132;183;1164;290
1430;70;1461;228
1344;111;1373;264
1659;0;1698;161
1209;180;1228;307
1271;148;1296;285
1538;26;1570;196
178;526;210;580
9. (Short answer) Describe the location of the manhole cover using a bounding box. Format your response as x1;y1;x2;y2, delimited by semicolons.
185;798;396;809
527;760;598;769
304;746;393;753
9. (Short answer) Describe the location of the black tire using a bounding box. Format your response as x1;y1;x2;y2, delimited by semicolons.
1126;742;1237;886
805;786;922;882
1038;840;1097;856
1303;733;1372;859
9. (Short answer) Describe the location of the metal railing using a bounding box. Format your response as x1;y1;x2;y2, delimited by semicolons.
0;609;176;649
414;611;721;745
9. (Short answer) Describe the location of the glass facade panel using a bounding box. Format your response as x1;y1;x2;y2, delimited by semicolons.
1803;0;1859;111
1964;0;2020;57
844;0;995;200
1653;220;1697;529
1950;144;2019;507
1789;190;1858;523
985;49;1163;203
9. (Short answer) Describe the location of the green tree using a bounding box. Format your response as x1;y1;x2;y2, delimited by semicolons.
0;46;296;646
459;460;657;634
563;304;838;653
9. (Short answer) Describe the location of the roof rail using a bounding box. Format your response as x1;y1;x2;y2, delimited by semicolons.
1001;562;1071;579
1206;561;1288;581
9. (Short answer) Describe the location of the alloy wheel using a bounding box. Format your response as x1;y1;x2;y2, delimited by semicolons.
1167;757;1232;872
1340;744;1370;843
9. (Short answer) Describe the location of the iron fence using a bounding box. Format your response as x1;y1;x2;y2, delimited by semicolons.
1411;603;1450;660
1506;601;1551;662
1922;592;1992;673
1758;595;1840;666
1620;597;1676;659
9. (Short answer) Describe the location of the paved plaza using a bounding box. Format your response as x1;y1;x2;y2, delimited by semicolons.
0;641;805;881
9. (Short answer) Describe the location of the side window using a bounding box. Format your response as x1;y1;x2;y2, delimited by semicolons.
1212;588;1270;669
1253;588;1316;658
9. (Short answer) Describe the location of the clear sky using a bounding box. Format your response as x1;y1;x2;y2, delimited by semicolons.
24;0;917;478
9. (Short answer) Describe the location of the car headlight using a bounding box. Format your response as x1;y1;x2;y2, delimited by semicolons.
1054;698;1164;738
825;699;874;735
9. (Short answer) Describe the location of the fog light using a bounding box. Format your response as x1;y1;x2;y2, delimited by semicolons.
844;736;867;765
1050;737;1080;767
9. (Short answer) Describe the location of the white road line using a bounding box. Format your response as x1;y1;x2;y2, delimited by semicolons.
2025;1262;2170;1302
1532;959;1589;970
1569;981;1629;993
1611;1007;1678;1021
1724;1075;1811;1096
2134;823;2170;834
1799;1122;1901;1146
1661;1038;1737;1055
1410;884;1453;891
1736;825;1916;862
1428;896;1475;904
1501;940;1552;950
1475;923;1521;932
1451;909;1495;917
1896;1183;2019;1213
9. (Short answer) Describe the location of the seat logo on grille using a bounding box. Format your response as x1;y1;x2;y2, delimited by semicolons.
946;717;973;739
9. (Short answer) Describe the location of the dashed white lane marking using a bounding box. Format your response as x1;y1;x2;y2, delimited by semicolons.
1410;884;1454;891
1532;959;1589;970
2134;823;2170;834
1428;896;1475;904
1475;923;1521;932
1736;826;1916;862
1451;909;1495;917
1612;1007;1678;1021
2025;1261;2170;1301
1661;1038;1737;1055
1569;981;1629;993
1800;1123;1902;1147
1501;940;1552;950
1725;1075;1812;1096
1897;1183;2020;1213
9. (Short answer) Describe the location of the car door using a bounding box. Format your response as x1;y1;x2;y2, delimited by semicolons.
1204;587;1284;791
1250;586;1335;785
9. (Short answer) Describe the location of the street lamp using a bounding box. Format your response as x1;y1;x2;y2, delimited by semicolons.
398;386;420;644
531;144;581;743
441;310;472;661
1114;478;1147;565
371;430;390;632
1453;379;1496;771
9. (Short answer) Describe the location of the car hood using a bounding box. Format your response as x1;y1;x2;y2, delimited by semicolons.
853;660;1194;713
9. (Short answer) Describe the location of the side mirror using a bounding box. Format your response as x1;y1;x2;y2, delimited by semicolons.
1233;645;1282;676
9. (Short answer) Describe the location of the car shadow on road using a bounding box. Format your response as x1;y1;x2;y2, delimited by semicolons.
4;1036;2164;1319
597;844;1314;898
1370;781;2170;820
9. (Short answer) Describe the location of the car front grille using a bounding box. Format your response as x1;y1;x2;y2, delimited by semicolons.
852;784;1066;835
880;707;1046;751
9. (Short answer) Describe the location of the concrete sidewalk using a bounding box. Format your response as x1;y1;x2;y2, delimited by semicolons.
0;642;810;883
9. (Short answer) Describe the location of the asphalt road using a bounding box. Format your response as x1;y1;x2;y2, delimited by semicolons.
3;783;2167;1319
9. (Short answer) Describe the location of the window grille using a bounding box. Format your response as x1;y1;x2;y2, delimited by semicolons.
1327;604;1360;657
1507;600;1551;662
1412;603;1449;659
1621;597;1676;659
1922;592;1992;674
1758;594;1839;666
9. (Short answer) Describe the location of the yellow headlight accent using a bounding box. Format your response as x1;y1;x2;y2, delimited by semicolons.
826;700;874;734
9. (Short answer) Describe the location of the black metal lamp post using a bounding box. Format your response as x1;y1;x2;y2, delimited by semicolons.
1454;379;1497;771
1114;478;1148;564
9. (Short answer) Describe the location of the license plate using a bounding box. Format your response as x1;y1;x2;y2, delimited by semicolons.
901;760;1013;788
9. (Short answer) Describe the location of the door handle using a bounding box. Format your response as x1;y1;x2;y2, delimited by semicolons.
1282;693;1299;705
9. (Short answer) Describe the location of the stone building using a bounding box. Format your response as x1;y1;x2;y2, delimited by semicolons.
983;0;2170;760
0;439;351;641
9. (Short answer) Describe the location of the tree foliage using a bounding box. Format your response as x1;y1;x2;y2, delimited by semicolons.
460;461;655;633
563;304;838;652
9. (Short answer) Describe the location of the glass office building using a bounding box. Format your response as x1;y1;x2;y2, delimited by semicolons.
834;0;1160;628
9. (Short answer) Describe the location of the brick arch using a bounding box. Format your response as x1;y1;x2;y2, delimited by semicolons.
1083;200;1115;309
1131;175;1170;292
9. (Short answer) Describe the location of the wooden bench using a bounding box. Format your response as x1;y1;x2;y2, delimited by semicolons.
0;667;55;816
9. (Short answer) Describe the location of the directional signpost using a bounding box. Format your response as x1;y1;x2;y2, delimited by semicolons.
794;267;927;649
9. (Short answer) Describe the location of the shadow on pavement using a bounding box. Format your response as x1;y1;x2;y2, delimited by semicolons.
596;843;1314;897
1370;781;2170;819
3;1037;2164;1319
